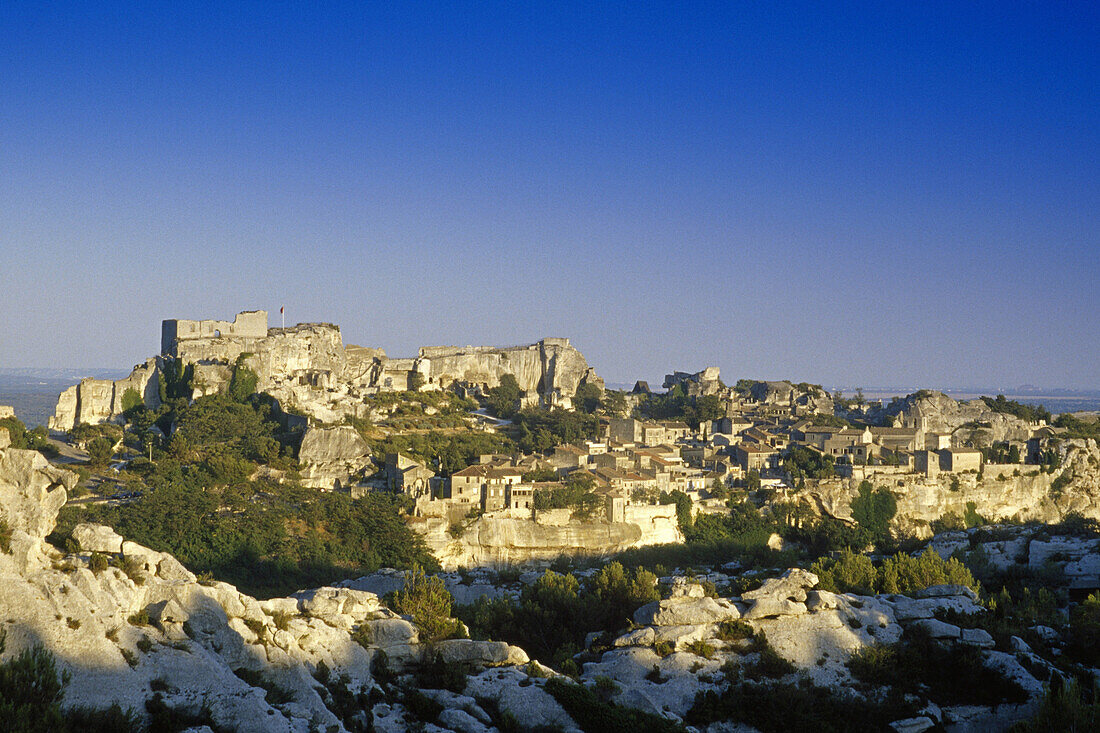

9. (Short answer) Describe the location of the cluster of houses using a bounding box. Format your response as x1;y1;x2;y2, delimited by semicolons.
377;410;1066;524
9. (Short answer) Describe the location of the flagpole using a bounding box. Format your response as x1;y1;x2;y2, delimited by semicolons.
281;307;285;329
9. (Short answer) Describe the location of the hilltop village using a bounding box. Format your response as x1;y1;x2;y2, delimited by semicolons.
41;310;1094;568
2;309;1100;732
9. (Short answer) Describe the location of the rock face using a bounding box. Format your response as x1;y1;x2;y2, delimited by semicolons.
663;367;722;396
805;440;1100;533
49;359;161;432
417;511;682;570
883;391;1037;446
297;425;372;490
54;311;604;426
0;444;537;732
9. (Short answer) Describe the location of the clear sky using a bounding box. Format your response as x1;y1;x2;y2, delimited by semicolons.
1;2;1097;390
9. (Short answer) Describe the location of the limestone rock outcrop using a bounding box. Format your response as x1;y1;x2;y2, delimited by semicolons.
53;311;604;426
417;510;682;570
0;444;538;732
297;425;373;490
49;359;161;432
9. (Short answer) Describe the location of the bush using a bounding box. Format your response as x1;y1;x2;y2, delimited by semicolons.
0;520;11;554
1012;678;1100;732
351;622;372;649
391;568;463;643
89;552;109;574
686;639;715;659
654;640;674;657
127;610;150;626
86;437;115;469
687;679;914;733
847;629;1026;706
1067;592;1100;666
849;481;897;544
716;619;755;641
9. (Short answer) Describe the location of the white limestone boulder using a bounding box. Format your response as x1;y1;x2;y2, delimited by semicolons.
72;522;124;554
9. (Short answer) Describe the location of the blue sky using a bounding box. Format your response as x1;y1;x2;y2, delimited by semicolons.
1;2;1097;389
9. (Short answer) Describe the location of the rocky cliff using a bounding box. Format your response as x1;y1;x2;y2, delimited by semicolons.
52;312;603;427
881;390;1039;446
801;440;1100;537
415;509;682;570
49;359;161;432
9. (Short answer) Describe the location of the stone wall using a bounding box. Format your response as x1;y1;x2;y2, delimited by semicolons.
161;310;268;354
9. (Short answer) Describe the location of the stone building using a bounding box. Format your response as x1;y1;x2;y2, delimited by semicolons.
161;310;269;355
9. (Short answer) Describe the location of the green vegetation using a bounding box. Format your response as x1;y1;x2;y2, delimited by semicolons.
812;548;979;596
981;395;1051;424
687;679;913;733
639;383;723;430
847;628;1027;706
227;355;259;403
86;437;115;469
782;446;836;481
533;473;603;519
486;374;523;418
457;563;658;669
0;416;54;454
0;642;139;732
511;408;598;453
848;481;897;544
1012;678;1100;732
56;393;435;597
389;568;465;643
367;429;512;476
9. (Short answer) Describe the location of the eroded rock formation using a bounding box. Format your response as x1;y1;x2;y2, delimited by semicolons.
52;311;603;427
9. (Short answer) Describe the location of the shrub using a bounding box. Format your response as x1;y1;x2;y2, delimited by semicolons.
686;639;715;659
812;549;878;595
1067;592;1100;666
391;567;463;643
653;640;674;657
120;649;138;668
127;610;150;626
0;520;12;554
65;618;80;630
351;622;372;649
135;636;153;653
716;619;755;642
1013;678;1100;731
850;482;897;543
89;552;109;574
271;611;291;631
416;651;468;693
86;437;115;469
847;630;1026;706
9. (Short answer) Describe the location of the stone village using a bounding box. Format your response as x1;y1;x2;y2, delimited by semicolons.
44;310;1090;570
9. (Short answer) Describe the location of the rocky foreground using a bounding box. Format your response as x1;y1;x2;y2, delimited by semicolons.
0;436;1082;731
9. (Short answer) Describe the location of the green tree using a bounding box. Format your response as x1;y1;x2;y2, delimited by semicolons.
0;644;69;733
573;383;603;414
849;481;897;543
228;355;259;402
391;568;462;643
86;437;114;469
486;374;522;418
407;371;426;391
